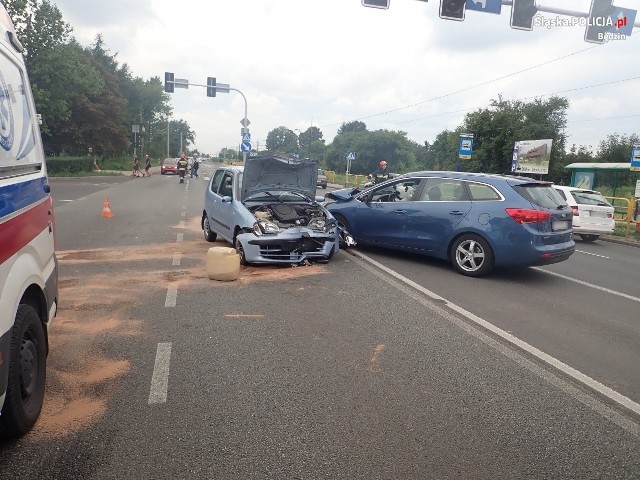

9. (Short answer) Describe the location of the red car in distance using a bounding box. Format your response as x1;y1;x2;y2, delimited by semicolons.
161;157;178;175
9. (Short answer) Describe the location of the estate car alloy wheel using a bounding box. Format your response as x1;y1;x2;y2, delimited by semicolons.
450;234;494;277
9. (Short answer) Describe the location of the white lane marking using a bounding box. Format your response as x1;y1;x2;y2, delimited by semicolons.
348;250;640;426
179;221;185;228
177;233;184;242
533;268;640;304
149;342;172;404
203;176;210;181
165;284;177;307
576;250;610;259
59;199;74;202
172;252;181;266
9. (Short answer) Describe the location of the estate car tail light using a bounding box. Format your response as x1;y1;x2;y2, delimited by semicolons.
571;206;579;216
505;208;551;224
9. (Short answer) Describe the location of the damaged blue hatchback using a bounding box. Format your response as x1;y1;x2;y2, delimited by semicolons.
202;156;340;265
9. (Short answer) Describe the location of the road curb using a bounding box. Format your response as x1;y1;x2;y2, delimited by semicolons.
600;235;640;248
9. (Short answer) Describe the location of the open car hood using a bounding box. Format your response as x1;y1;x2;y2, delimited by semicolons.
241;156;318;201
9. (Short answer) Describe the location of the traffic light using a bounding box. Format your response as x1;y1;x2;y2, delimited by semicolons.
207;77;216;97
164;72;174;93
585;0;615;44
510;0;538;31
439;0;466;21
361;0;389;8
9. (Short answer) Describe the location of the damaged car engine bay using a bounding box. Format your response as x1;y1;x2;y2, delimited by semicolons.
249;203;333;231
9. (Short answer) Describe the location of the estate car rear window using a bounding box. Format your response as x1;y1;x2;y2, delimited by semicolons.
513;184;566;209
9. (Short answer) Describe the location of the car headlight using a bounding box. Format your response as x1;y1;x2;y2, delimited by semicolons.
308;218;326;230
309;217;337;233
253;220;280;236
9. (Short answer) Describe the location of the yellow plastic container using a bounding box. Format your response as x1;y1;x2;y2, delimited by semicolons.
207;246;240;281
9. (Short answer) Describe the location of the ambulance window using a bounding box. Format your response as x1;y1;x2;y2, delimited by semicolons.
0;49;39;175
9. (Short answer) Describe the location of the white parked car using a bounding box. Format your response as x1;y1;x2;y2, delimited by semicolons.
553;185;615;242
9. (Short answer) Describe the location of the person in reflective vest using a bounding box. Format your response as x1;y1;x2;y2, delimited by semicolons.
177;153;188;183
370;160;389;184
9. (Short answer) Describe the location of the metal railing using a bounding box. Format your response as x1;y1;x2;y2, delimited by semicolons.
605;196;640;238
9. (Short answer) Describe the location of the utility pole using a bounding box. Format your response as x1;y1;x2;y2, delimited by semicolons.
140;107;144;159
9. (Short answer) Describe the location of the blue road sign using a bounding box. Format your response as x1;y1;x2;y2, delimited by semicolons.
466;0;501;14
630;144;640;172
242;132;251;142
241;141;252;153
458;134;474;160
511;143;520;173
346;152;356;160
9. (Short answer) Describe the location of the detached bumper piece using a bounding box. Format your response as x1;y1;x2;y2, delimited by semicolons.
248;234;334;262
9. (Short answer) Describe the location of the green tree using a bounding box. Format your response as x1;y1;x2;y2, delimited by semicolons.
460;95;569;179
325;128;418;175
266;126;298;154
5;0;72;66
596;133;639;163
424;130;459;171
337;121;367;136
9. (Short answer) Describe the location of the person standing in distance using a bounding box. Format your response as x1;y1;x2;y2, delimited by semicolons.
370;160;389;184
144;155;152;177
131;156;142;177
191;157;199;178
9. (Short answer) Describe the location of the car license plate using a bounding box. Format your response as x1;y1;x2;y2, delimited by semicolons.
552;220;569;231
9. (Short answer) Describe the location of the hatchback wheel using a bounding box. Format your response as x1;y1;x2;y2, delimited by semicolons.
579;234;599;242
234;237;248;265
203;216;217;242
450;234;494;277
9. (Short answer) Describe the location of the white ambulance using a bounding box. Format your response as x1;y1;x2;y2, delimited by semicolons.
0;5;57;439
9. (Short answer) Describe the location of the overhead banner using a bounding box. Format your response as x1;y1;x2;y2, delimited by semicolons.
513;139;553;175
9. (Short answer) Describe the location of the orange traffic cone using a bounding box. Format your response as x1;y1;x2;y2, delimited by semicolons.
101;196;113;218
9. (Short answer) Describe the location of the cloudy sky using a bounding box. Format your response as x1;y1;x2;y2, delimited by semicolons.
51;0;640;157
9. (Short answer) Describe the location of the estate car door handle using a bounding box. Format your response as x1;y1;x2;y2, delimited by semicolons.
394;210;407;215
449;211;465;216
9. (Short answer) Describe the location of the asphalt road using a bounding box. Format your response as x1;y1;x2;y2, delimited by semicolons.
1;163;638;479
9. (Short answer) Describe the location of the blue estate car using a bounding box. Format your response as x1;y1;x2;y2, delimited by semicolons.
202;156;340;265
324;171;575;277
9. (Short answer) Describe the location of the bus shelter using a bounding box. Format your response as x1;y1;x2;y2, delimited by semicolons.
564;162;637;197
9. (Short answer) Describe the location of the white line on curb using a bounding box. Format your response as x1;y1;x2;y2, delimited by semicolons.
177;233;183;242
172;253;181;266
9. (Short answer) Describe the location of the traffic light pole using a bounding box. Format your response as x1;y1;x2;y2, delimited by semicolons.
164;74;250;162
